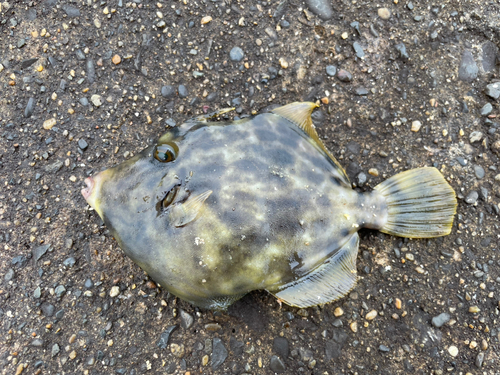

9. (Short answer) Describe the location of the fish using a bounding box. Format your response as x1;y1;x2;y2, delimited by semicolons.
82;102;457;310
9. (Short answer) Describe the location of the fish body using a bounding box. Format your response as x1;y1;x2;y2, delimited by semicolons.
82;103;457;309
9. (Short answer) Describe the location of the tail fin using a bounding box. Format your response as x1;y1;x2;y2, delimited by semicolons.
374;167;457;238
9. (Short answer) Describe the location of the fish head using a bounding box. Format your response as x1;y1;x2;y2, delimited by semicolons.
81;128;192;251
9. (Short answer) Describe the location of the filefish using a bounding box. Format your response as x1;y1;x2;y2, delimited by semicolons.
82;102;457;310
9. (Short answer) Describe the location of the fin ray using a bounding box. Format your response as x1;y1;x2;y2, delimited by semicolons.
267;233;359;308
170;190;212;227
374;167;457;238
272;102;350;185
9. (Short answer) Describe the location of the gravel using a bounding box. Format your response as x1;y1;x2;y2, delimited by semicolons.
229;47;244;62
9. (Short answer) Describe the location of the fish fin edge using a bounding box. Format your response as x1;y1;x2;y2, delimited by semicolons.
267;233;359;308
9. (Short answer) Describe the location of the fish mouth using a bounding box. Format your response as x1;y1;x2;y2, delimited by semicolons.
81;177;95;201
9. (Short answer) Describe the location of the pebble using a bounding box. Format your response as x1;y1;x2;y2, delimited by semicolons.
431;312;450;328
458;50;478;82
201;16;212;24
55;285;66;297
24;97;35;118
32;338;43;346
273;337;289;358
326;65;337;77
112;55;121;65
485;82;500;100
63;257;76;267
480;103;492;116
270;355;286;373
368;168;379;177
161;85;176;98
51;343;60;357
411;120;422;132
448;345;458;357
91;94;102;107
365;310;378;320
395;43;409;59
279;58;288;69
379;344;390;352
334;307;344;317
482;41;498;72
352;42;365;58
86;59;96;84
476;352;484;368
62;4;80;17
357;172;367;186
43;118;56;130
355;87;368;96
33;244;50;261
170;343;185;358
469;131;483;143
180;309;194;329
157;325;178;349
80;97;89;106
109;286;120;297
178;85;188;98
4;268;15;281
229;47;244;62
211;338;228;370
337;69;352;82
350;322;358;332
305;0;333;20
465;191;478;204
378;8;391;19
78;139;88;151
474;165;485;179
468;305;480;313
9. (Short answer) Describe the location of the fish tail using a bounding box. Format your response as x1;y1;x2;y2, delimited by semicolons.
374;167;457;238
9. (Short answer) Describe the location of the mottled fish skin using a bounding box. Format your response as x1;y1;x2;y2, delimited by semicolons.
90;112;387;309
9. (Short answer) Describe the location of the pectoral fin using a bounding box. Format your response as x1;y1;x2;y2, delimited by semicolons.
170;190;212;227
267;233;359;308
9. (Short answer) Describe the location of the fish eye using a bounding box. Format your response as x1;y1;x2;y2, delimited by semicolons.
154;144;177;162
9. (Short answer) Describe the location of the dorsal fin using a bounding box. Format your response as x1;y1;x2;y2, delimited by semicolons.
272;102;350;184
170;190;212;227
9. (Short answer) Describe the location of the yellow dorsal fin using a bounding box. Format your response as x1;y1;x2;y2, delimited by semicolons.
271;102;350;184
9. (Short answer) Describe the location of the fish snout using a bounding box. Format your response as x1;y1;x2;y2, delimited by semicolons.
81;176;95;201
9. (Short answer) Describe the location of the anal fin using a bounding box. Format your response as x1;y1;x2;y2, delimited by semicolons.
268;233;359;308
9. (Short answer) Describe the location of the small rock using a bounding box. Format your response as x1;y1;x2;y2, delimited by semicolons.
52;343;60;357
90;94;102;107
480;103;492;116
78;139;88;151
180;309;194;329
109;286;120;297
492;140;500;155
411;120;422;132
157;326;178;349
63;257;76;268
305;0;333;20
476;352;484;368
357;172;367;186
24;97;35;118
473;165;485;179
80;97;89;106
212;338;228;370
469;305;480;313
4;268;15;281
33;244;51;261
379;344;390;352
431;312;450;328
395;43;409;59
112;55;121;65
170;343;185;358
41;303;55;317
161;85;176;98
55;285;66;297
201;16;212;24
352;42;364;58
62;4;80;17
334;307;344;317
355;87;368;96
86;59;95;83
326;65;337;77
482;41;498;72
270;355;286;373
229;47;244;62
469;131;483;143
458;50;478;82
43;118;57;130
273;337;289;358
178;85;188;98
448;345;458;357
378;8;391;19
365;310;378;320
485;82;500;100
279;57;288;69
465;191;478;204
337;69;352;82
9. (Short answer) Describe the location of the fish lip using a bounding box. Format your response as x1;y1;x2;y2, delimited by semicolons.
81;177;94;201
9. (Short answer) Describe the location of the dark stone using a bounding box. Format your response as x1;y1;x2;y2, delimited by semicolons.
178;85;188;98
458;50;478;82
482;41;498;72
206;92;218;102
33;244;51;261
465;191;478;204
229;47;244;62
157;325;178;349
86;59;96;84
80;97;89;106
395;43;409;59
211;338;228;370
355;87;369;96
326;65;337;77
229;336;244;356
63;257;76;268
24;97;35;118
273;337;289;358
21;58;38;69
353;42;365;58
62;4;81;17
4;268;15;281
78;139;88;151
269;355;286;373
161;85;176;98
180;309;194;329
41;303;55;317
337;69;352;82
85;279;94;288
379;344;390;352
305;0;333;20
